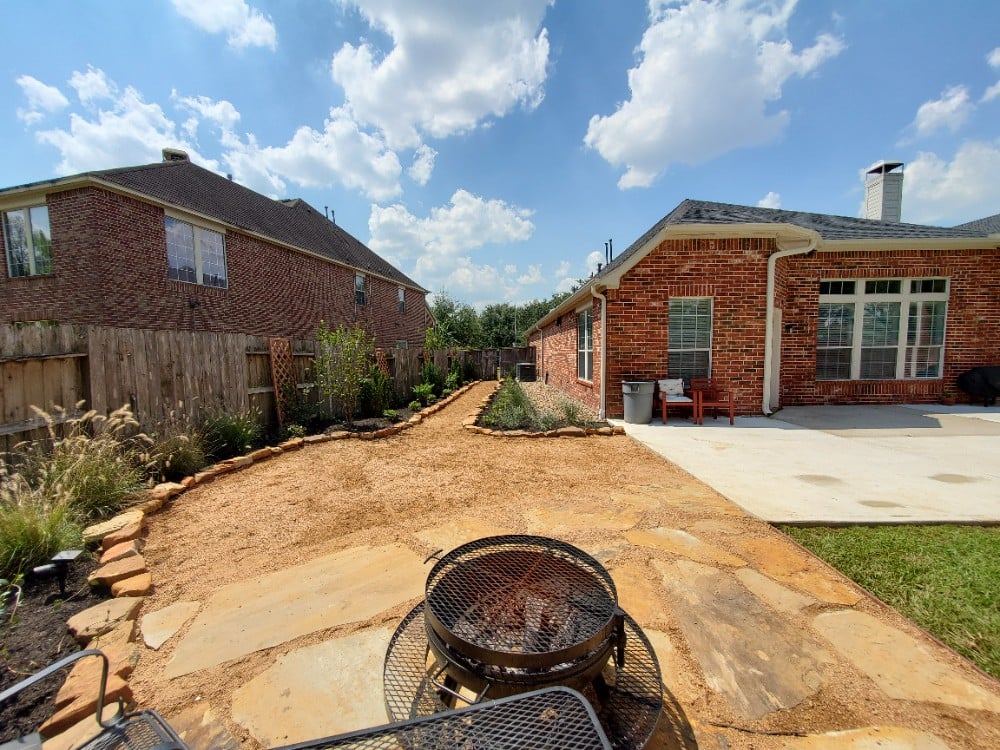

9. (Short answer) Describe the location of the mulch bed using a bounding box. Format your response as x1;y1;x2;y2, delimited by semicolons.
324;409;414;434
0;553;109;742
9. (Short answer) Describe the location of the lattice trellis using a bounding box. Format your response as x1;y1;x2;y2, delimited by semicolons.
375;348;391;377
269;337;294;428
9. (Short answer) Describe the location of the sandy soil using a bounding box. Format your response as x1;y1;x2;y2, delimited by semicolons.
128;382;999;750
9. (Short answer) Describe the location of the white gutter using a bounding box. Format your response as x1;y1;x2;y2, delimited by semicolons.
591;284;608;420
762;236;818;415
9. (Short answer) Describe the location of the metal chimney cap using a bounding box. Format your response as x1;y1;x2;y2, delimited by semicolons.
865;160;903;175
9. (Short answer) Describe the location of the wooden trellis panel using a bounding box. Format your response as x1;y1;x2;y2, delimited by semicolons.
269;337;294;427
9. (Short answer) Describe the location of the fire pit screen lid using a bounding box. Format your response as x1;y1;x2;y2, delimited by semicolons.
424;535;619;668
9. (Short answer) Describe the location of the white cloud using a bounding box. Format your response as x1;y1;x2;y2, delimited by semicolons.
758;191;781;209
69;66;116;104
170;0;276;50
175;94;241;131
368;190;535;301
584;0;843;189
518;264;542;285
585;250;603;274
554;260;570;277
332;1;551;149
407;144;436;185
16;75;69;125
905;85;973;141
903;139;1000;225
983;47;1000;102
33;78;217;175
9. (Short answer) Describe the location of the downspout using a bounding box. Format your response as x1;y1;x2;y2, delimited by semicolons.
762;236;818;415
591;284;608;420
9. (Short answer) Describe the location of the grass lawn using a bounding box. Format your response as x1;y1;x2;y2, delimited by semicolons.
780;524;1000;680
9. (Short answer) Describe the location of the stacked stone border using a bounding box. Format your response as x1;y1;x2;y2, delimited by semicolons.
461;381;625;438
37;381;492;746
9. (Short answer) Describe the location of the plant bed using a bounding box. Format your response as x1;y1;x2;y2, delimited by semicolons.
0;553;109;742
323;408;414;435
475;379;611;434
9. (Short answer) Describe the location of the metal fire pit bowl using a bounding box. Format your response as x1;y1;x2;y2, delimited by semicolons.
385;604;663;750
424;535;620;670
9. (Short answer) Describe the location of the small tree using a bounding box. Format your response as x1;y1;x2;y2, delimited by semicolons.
314;322;374;424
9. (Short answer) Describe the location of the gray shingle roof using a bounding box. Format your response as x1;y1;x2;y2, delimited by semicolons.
92;160;424;290
601;199;994;279
953;213;1000;234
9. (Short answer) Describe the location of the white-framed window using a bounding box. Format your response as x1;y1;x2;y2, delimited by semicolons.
668;297;712;381
164;216;227;288
398;286;405;313
4;204;52;278
817;278;948;380
355;273;366;305
577;307;593;381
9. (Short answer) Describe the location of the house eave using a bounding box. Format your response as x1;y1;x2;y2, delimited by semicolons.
0;173;428;295
819;237;1000;252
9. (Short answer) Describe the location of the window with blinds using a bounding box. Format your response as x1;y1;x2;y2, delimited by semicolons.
668;297;712;381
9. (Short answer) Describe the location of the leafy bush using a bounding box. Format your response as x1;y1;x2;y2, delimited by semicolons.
559;398;583;426
462;356;478;383
0;479;80;580
360;365;396;417
315;322;375;424
408;399;422;411
282;424;307;440
281;381;321;431
383;409;398;420
445;369;461;392
481;379;538;430
201;409;262;461
420;360;446;396
412;383;435;406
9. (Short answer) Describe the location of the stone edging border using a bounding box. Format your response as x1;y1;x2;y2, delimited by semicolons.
461;381;625;438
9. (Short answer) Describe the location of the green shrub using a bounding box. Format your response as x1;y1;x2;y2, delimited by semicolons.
441;388;453;398
559;398;583;426
462;356;478;383
202;409;262;461
420;361;445;396
281;382;320;429
408;400;422;411
315;322;374;424
0;478;81;580
481;379;538;430
383;409;398;420
360;365;396;417
282;424;307;440
412;383;435;406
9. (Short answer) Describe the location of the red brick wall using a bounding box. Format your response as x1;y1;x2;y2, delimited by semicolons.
0;187;429;347
534;237;1000;418
529;297;603;413
780;248;1000;406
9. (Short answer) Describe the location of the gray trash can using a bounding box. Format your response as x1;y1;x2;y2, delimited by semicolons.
622;380;655;424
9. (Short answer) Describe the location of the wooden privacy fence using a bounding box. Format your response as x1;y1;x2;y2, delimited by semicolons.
2;324;534;452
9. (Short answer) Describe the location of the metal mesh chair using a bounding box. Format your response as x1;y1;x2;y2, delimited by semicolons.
0;649;188;750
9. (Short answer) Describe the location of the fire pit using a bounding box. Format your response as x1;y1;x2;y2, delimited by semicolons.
384;535;663;749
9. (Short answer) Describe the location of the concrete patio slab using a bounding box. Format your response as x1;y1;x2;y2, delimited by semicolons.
163;544;423;679
620;404;1000;524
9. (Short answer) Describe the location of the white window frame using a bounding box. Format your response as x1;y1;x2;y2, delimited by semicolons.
668;297;713;381
164;214;227;288
398;286;405;313
817;277;949;381
577;307;593;381
3;203;52;278
355;273;366;306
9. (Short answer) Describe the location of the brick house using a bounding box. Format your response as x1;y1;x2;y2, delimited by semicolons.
527;199;1000;420
0;150;430;347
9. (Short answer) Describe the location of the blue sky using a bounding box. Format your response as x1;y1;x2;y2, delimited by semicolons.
3;1;998;307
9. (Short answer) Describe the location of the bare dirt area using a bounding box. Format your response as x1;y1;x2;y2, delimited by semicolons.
126;382;999;750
